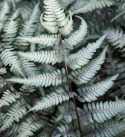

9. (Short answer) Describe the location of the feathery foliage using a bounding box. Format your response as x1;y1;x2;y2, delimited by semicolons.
0;0;125;136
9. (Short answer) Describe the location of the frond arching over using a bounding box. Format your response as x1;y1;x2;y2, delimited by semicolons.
70;47;107;85
67;35;106;70
7;69;67;87
76;74;118;102
18;50;63;65
41;0;73;35
63;16;87;49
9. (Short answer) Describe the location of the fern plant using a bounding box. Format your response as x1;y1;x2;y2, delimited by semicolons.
0;0;125;137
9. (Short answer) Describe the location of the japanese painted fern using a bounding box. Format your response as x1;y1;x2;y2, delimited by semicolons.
0;0;125;137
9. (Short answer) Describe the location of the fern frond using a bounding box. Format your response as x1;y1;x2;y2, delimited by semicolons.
0;46;25;77
67;35;106;70
55;101;82;123
18;50;63;65
15;3;40;46
104;28;125;50
29;86;73;111
17;34;60;47
79;101;125;125
41;0;73;34
7;69;67;87
119;0;125;10
69;0;85;13
19;58;40;77
18;116;43;137
52;120;80;137
0;67;6;74
0;90;20;108
0;1;10;30
0;100;27;132
76;74;118;102
58;0;75;9
63;16;87;49
5;123;20;137
70;47;107;84
83;120;125;137
0;79;6;89
1;9;20;43
72;0;115;15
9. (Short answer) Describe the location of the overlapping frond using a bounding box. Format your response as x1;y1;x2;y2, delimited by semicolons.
57;0;75;9
67;35;106;70
76;74;118;102
18;50;63;65
63;16;87;49
17;34;60;47
15;3;40;46
18;116;43;137
83;120;125;137
20;58;40;77
0;1;10;30
70;47;107;85
7;69;67;87
80;101;125;125
1;9;20;43
0;67;6;74
0;90;20;108
29;86;73;111
104;28;125;50
0;100;27;132
72;0;115;15
41;0;73;34
0;46;25;77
